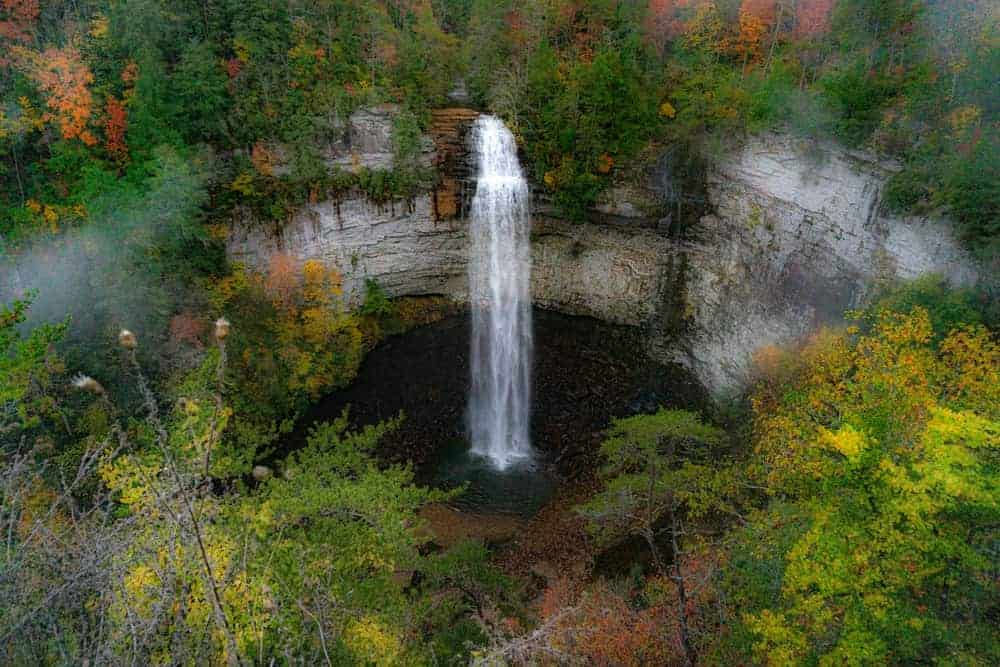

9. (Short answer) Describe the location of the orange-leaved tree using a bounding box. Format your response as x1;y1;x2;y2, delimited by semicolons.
16;45;97;145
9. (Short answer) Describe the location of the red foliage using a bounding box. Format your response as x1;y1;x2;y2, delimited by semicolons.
540;578;674;666
225;57;242;79
536;551;723;666
169;312;207;349
740;0;778;25
382;42;399;67
643;0;701;54
957;126;983;157
505;10;528;52
0;0;39;65
103;96;128;163
793;0;834;39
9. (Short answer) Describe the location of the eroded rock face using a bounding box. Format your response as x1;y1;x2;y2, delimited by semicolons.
227;110;982;396
228;107;477;305
227;196;470;305
531;218;671;326
671;134;979;393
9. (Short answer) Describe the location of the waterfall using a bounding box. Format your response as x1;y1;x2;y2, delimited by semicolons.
468;115;533;469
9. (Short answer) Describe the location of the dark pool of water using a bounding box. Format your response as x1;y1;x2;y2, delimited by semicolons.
429;439;557;517
288;308;707;517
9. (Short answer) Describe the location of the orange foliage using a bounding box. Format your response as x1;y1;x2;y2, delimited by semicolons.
103;96;128;162
121;60;139;86
540;577;673;666
251;141;276;176
18;46;97;145
596;153;614;174
264;252;300;309
732;8;769;67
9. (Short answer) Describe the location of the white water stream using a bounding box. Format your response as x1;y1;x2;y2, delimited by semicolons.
467;115;533;469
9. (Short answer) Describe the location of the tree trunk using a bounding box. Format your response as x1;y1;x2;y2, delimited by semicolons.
670;509;697;667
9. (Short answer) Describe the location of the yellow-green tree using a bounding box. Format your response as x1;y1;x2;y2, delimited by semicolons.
730;307;1000;665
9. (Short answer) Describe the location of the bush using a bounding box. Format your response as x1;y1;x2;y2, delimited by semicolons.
360;278;395;318
820;65;894;147
869;275;983;343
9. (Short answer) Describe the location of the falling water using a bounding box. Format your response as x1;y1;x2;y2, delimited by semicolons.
468;115;533;469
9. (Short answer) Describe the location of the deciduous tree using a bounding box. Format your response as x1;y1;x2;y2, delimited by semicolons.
16;46;97;145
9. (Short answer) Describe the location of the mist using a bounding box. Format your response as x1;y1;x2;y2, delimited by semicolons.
2;146;219;376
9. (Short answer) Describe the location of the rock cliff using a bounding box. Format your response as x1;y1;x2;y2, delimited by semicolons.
669;133;979;393
227;108;982;396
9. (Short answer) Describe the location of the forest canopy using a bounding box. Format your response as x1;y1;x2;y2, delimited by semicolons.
1;1;998;665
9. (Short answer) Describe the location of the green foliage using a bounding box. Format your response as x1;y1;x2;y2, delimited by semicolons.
724;306;1000;665
1;4;998;662
2;319;500;664
820;65;895;147
360;277;394;318
0;295;67;430
580;408;731;549
521;36;660;219
171;41;231;144
869;274;984;342
940;138;1000;261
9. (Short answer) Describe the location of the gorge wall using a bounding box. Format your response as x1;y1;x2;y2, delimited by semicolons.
227;107;982;396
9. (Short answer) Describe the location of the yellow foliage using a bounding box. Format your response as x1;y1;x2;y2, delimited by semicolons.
947;105;981;133
938;325;1000;418
658;101;677;118
747;305;1000;664
206;222;230;241
89;15;109;39
820;424;867;461
123;564;161;618
745;609;808;667
232;37;251;63
682;2;726;54
344;617;403;666
228;171;257;197
209;263;250;311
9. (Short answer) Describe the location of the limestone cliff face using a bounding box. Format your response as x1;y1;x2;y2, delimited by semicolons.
530;218;671;326
227;107;475;306
673;134;979;393
227;109;982;396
